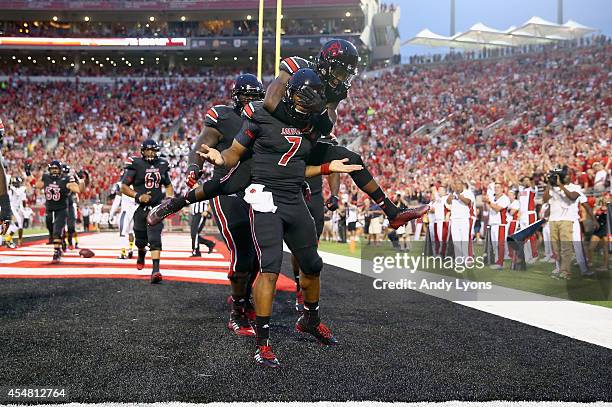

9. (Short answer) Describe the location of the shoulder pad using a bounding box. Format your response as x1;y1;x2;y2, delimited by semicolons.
279;56;311;75
124;156;139;169
205;104;231;124
242;101;260;120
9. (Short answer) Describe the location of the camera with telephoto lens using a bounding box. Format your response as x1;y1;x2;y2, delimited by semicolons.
546;166;568;186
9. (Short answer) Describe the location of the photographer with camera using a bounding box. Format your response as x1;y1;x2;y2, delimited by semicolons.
543;166;581;280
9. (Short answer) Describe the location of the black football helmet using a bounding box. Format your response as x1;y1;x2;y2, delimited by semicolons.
284;68;324;121
11;176;22;187
232;73;265;111
316;39;359;88
141;139;160;163
48;160;62;179
61;164;71;175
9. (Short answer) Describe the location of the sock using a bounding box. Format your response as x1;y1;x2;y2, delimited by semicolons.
152;259;160;273
68;233;73;246
304;301;320;325
138;249;146;262
232;295;247;312
294;275;300;290
121;248;126;256
5;234;12;243
129;240;134;250
370;187;399;219
74;233;78;245
255;316;271;346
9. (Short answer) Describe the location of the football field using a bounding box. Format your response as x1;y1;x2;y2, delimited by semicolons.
0;233;610;404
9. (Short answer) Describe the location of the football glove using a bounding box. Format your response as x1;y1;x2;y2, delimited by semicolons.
297;87;327;113
325;195;339;211
186;164;202;188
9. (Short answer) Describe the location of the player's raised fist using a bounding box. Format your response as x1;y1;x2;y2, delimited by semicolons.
185;164;201;188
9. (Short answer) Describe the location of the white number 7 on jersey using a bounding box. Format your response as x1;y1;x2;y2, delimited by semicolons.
278;136;302;166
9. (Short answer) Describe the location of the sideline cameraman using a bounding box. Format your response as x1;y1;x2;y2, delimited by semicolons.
543;166;581;280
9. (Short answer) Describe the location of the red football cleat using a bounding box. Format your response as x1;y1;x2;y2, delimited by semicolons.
227;310;255;337
150;272;162;284
254;345;280;368
389;205;429;230
295;315;338;345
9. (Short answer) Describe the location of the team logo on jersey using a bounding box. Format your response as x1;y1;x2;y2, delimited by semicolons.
280;128;303;136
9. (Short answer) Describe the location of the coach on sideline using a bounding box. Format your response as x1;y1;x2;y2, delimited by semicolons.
543;166;581;280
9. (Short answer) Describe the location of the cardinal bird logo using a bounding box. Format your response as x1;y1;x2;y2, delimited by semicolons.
325;41;342;57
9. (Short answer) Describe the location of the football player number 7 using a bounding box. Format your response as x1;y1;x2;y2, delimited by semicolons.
278;136;302;166
144;172;161;189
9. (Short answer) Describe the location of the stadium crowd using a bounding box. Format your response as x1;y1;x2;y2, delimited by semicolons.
0;41;609;255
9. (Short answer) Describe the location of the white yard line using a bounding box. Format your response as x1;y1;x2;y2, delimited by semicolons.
307;247;612;350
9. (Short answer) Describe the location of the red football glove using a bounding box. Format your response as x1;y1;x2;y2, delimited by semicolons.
186;165;202;188
301;181;312;202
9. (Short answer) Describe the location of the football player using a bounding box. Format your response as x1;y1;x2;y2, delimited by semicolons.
121;139;173;284
0;118;12;235
5;176;27;247
109;181;137;259
32;160;83;263
264;39;428;230
199;69;363;368
185;73;265;336
61;164;80;249
189;201;216;256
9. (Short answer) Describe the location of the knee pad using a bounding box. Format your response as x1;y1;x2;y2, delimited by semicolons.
296;249;323;276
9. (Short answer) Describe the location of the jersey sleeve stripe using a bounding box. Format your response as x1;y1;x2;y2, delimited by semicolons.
207;108;218;119
205;114;218;123
285;57;299;73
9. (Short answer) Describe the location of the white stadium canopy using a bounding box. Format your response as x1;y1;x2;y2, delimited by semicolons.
403;17;597;49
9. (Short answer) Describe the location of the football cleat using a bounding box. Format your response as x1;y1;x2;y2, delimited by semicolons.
147;196;187;226
51;250;62;264
254;345;280;368
295;290;304;313
295;315;338;345
68;244;74;250
127;250;133;259
190;249;202;257
228;310;255;337
204;240;216;254
136;251;146;270
389;205;429;230
151;271;162;284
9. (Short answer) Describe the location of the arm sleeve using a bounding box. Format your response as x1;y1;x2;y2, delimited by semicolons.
204;106;221;130
121;168;136;186
109;195;121;217
235;118;260;149
279;56;311;75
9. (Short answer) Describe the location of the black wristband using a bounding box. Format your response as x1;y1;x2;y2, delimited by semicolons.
134;193;141;203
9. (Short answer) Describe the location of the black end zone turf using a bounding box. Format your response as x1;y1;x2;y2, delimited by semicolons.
0;255;611;403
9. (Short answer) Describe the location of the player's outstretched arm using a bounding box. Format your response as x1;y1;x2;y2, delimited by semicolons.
305;158;363;178
186;126;223;188
198;139;247;169
67;182;81;194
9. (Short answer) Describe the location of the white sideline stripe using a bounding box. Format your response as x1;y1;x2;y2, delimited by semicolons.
0;255;229;267
302;246;612;350
10;401;612;406
0;267;228;280
6;248;225;259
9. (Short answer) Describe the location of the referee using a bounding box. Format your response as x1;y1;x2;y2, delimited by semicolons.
190;201;216;257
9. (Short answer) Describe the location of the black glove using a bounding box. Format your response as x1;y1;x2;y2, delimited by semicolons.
301;181;312;202
325;195;339;211
297;87;327;113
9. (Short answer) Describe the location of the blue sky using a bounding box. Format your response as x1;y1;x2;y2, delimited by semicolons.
389;0;612;58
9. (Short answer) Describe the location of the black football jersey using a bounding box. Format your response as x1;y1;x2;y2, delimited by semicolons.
204;104;252;181
43;174;73;211
121;156;171;207
279;56;349;104
236;101;319;203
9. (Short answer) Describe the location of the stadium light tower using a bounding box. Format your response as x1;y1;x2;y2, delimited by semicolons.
450;0;456;36
557;0;563;24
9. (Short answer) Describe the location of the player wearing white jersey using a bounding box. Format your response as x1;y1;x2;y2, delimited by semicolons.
92;200;103;231
5;176;27;247
109;182;137;259
518;176;538;262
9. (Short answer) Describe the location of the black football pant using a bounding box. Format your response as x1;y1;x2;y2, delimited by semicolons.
250;194;322;276
201;159;253;202
133;205;163;251
46;208;67;239
306;191;325;240
307;142;372;190
210;195;258;281
66;202;76;235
